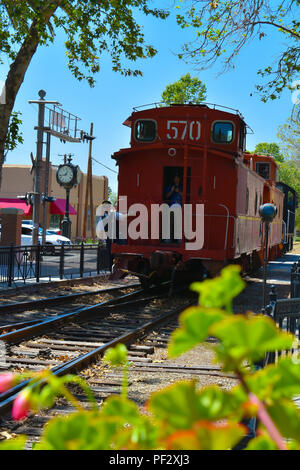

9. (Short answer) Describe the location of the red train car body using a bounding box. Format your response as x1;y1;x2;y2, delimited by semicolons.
110;104;284;283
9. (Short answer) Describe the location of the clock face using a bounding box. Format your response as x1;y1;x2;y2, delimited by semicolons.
57;165;74;185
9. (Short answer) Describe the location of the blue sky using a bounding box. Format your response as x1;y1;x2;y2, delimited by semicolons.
0;2;297;193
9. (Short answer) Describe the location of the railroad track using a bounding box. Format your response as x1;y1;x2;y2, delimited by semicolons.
0;291;238;449
0;284;192;413
0;282;142;329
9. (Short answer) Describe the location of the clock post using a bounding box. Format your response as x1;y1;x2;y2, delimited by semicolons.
62;185;72;239
56;154;81;239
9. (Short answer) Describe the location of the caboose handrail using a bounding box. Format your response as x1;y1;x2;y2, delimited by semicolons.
132;101;244;117
219;204;230;250
282;220;287;244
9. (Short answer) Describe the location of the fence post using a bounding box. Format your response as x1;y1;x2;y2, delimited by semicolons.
269;285;277;303
262;289;277;366
106;238;112;272
35;242;41;283
59;243;65;280
80;242;84;278
97;241;101;274
8;243;14;288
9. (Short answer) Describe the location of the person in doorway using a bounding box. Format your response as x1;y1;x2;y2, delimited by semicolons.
164;175;183;243
165;174;183;207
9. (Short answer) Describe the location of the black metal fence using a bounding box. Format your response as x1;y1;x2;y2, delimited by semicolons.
263;279;300;365
0;242;112;287
291;260;300;298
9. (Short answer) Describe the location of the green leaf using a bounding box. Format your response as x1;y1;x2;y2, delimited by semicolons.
211;314;294;368
39;385;56;409
101;396;158;450
36;412;119;450
103;343;128;367
165;421;246;450
168;306;225;357
0;436;26;450
190;265;245;312
148;381;243;433
238;357;300;402
195;386;244;421
101;396;140;424
245;435;278;450
148;381;201;430
266;399;300;441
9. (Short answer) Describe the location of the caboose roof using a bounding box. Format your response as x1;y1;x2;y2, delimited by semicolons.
123;102;244;127
244;152;279;169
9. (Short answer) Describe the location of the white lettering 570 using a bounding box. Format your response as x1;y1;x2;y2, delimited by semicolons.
166;120;201;141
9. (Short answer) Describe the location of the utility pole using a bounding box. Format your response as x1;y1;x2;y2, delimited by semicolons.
83;123;96;241
28;90;60;246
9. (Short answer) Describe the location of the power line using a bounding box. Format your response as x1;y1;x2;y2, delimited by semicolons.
91;157;118;174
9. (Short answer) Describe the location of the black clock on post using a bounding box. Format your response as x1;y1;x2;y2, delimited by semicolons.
56;155;81;239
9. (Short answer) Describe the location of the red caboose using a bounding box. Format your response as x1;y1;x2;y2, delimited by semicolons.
110;103;284;283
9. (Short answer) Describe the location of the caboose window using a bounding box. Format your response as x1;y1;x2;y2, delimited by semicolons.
135;120;156;142
255;162;270;180
212;122;234;143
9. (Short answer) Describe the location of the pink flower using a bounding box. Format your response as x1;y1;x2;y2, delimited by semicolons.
11;389;31;421
0;373;15;393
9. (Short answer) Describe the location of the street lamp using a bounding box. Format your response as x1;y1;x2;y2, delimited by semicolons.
56;155;81;239
259;203;277;308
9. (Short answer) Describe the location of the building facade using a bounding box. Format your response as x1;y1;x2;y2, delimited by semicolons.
0;161;108;240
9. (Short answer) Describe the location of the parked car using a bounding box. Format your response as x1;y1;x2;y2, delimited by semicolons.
21;224;72;254
47;228;62;236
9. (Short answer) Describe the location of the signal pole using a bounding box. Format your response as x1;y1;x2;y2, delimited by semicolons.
29;90;91;246
259;204;277;308
28;90;61;246
42;132;51;245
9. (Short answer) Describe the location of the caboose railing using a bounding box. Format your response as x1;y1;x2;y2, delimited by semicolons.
132;101;244;117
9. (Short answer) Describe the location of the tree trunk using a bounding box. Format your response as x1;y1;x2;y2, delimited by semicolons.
0;0;63;188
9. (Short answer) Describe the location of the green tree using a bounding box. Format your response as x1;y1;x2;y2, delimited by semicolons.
0;0;169;186
277;160;300;195
108;186;118;206
277;107;300;228
251;141;300;227
253;141;300;195
161;73;207;105
254;142;284;163
5;112;24;160
176;0;300;102
277;105;300;167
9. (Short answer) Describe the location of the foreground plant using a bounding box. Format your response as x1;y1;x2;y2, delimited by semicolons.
0;265;299;450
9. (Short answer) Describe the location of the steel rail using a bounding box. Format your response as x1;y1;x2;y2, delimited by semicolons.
0;282;141;315
0;298;193;416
